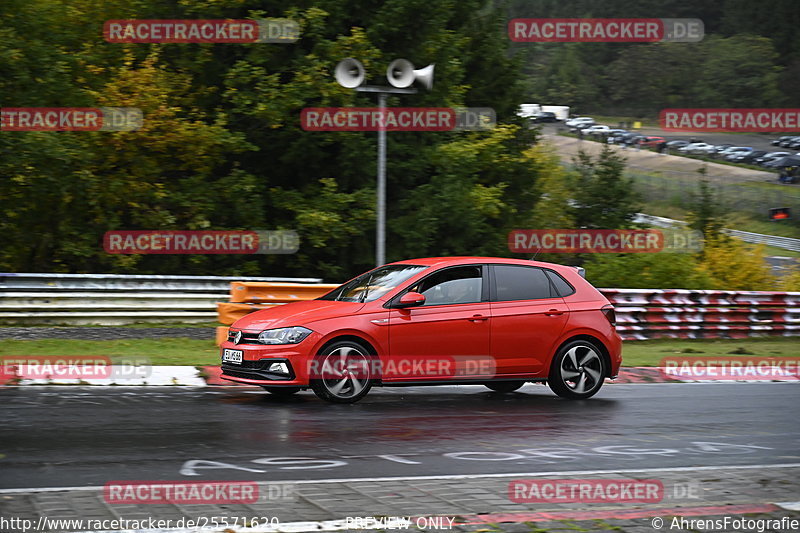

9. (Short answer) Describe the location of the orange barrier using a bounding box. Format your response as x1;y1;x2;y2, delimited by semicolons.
229;282;338;303
215;326;229;345
217;302;276;325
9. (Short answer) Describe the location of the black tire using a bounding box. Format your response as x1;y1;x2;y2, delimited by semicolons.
310;340;373;404
548;340;606;399
261;386;301;396
485;381;525;393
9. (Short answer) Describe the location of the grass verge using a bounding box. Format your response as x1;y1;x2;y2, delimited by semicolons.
1;337;798;367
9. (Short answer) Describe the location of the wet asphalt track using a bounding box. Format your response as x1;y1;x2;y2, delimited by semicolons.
0;383;798;489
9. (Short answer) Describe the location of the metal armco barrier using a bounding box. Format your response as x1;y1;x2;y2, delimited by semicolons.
603;289;800;340
634;213;800;253
217;283;800;341
0;273;322;325
3;273;798;338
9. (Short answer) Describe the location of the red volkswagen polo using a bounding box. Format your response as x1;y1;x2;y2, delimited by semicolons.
220;257;622;403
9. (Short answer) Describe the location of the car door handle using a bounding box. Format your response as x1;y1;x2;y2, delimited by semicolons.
468;314;489;322
544;309;564;316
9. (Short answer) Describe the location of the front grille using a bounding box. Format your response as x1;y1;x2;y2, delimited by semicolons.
221;358;295;380
227;330;261;344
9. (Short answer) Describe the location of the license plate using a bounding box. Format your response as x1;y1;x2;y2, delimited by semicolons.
222;348;243;364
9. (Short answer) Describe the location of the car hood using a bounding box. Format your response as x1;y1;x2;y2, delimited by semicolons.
232;300;366;331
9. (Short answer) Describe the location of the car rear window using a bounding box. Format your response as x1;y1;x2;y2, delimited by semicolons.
493;265;554;301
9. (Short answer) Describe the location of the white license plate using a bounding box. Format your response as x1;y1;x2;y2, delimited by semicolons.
222;349;243;364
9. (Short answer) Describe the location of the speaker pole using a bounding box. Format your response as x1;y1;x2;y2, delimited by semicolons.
335;57;433;266
376;92;387;267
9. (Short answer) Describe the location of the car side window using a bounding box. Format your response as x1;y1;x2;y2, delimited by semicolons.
545;270;575;297
409;266;483;306
493;265;554;301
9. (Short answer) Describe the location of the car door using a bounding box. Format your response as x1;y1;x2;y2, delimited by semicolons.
489;264;570;376
386;265;492;382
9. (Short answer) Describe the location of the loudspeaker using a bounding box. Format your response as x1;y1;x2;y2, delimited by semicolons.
412;64;435;90
386;59;435;89
334;58;366;88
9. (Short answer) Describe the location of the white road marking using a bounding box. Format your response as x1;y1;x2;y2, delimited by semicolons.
3;462;800;494
776;501;800;511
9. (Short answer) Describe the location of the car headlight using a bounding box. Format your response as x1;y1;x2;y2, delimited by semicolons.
257;327;313;345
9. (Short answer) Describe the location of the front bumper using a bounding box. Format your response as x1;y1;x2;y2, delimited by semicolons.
219;337;312;386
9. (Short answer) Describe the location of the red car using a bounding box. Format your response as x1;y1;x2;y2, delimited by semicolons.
220;257;622;403
639;136;665;148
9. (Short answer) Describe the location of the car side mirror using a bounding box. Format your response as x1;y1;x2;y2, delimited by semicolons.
395;292;425;308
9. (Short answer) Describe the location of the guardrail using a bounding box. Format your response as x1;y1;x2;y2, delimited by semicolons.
634;213;800;252
3;275;799;339
215;283;800;342
0;273;322;325
603;288;800;340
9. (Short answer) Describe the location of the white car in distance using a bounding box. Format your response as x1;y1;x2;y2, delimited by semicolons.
679;142;715;154
582;125;612;135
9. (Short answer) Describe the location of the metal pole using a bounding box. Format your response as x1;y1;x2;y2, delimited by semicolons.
376;92;387;266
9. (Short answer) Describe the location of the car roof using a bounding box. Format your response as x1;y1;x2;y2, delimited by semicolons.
389;256;571;271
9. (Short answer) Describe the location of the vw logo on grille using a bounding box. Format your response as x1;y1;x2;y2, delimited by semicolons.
233;330;243;344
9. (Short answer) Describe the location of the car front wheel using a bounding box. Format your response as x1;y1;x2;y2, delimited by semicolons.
310;341;373;404
548;340;606;399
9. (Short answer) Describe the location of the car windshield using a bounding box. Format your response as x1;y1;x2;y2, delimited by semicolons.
319;264;428;303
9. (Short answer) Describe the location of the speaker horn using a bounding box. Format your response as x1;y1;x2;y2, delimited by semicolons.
334;58;366;88
386;59;415;88
387;60;435;89
412;64;435;90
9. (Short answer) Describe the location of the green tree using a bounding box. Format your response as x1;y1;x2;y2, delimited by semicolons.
686;170;726;242
570;146;640;230
583;252;711;289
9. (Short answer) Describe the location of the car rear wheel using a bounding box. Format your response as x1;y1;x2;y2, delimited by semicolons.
261;386;301;396
485;381;525;393
548;340;606;399
310;341;373;404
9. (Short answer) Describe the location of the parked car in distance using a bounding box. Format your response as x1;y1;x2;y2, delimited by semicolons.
568;119;596;132
582;125;612;135
665;140;689;149
722;147;754;160
772;136;794;146
718;146;753;159
709;143;734;156
565;116;594;128
778;136;800;147
755;151;791;166
732;150;767;164
605;129;629;143
638;136;666;148
532;111;559;123
680;142;715;154
220;257;622;403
